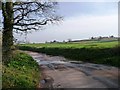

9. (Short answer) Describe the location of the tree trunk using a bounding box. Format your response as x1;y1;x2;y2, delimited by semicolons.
2;2;13;64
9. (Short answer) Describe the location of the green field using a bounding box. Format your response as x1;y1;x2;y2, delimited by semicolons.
18;41;119;67
20;41;118;49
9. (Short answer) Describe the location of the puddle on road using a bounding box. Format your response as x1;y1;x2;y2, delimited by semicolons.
38;60;68;65
33;54;118;77
25;51;119;88
29;51;118;72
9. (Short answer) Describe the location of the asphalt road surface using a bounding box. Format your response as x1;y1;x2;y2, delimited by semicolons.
25;51;119;88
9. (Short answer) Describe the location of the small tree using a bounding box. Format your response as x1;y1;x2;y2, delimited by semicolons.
53;40;57;43
110;35;114;38
91;37;94;40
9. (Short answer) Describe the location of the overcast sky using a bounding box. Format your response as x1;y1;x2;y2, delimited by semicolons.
1;1;119;43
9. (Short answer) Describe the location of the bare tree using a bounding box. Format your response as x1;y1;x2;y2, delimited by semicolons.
2;0;62;63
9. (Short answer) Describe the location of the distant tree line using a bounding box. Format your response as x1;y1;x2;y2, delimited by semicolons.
45;35;118;44
45;39;72;43
90;35;117;40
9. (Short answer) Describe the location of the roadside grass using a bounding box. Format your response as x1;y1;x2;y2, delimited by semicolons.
18;41;119;67
2;50;40;88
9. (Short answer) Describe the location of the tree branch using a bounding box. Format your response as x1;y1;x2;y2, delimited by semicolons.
13;27;38;31
12;1;62;32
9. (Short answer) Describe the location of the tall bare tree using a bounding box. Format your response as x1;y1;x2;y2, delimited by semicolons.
2;0;61;63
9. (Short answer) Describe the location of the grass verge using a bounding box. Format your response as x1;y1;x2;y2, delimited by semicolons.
2;50;40;88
